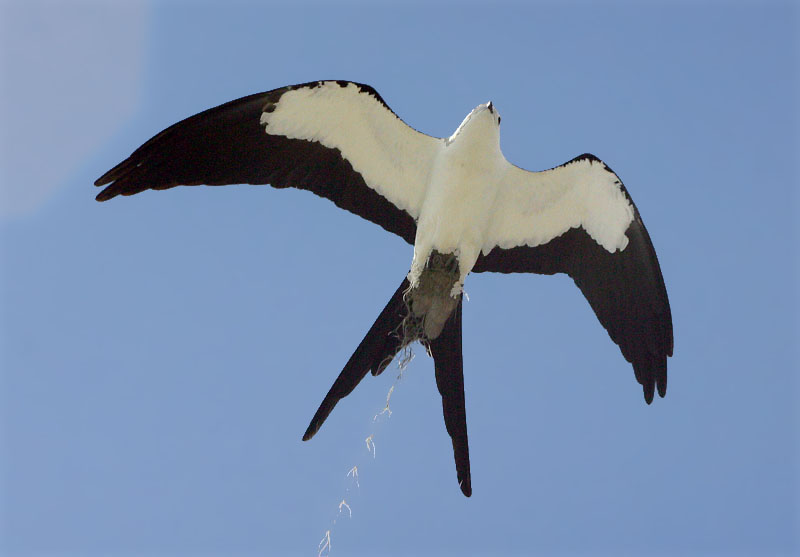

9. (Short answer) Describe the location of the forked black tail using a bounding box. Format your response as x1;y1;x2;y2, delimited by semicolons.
302;276;472;497
428;300;471;496
302;278;409;442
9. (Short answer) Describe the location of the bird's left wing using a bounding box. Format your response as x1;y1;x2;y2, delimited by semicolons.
95;81;443;244
474;154;673;403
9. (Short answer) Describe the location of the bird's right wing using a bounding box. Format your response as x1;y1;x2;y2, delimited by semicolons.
474;154;673;403
95;81;443;244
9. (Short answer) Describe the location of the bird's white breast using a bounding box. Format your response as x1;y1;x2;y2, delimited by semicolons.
410;128;505;294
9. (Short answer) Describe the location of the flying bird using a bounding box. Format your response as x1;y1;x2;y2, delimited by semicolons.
95;80;673;497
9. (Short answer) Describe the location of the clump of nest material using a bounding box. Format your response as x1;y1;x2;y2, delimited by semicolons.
399;250;461;354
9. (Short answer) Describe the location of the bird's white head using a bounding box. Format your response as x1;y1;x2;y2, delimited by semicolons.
483;101;501;124
448;101;501;146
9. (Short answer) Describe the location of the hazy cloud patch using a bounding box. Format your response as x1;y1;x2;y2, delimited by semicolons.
0;1;148;219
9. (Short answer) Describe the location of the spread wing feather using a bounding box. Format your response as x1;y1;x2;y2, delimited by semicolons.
475;154;673;402
95;81;442;244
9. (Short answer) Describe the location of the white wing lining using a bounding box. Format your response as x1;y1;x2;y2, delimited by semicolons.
260;81;442;219
485;156;635;254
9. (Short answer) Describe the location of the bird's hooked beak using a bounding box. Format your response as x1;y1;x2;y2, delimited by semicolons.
485;101;500;125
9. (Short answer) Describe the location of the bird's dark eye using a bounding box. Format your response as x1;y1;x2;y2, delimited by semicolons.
498;115;501;125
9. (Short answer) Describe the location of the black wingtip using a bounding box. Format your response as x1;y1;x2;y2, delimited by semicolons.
94;170;124;201
656;359;667;398
460;479;472;497
634;356;666;405
94;162;126;188
95;190;114;202
643;383;655;405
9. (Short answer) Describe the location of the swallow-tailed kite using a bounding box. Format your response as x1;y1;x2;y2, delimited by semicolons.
95;80;673;497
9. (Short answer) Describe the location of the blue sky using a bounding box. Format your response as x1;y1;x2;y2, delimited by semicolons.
1;1;797;556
